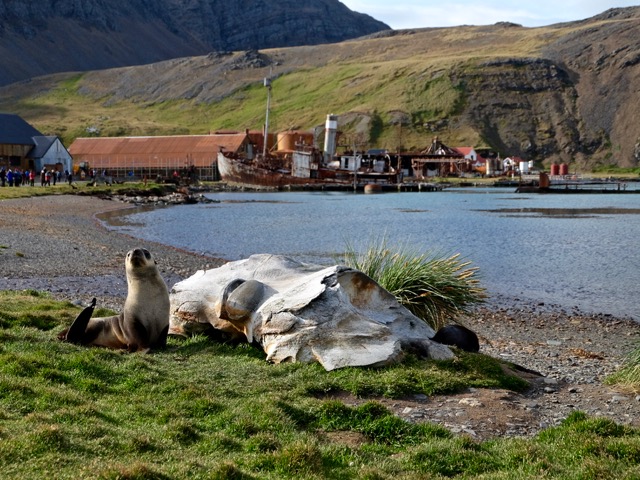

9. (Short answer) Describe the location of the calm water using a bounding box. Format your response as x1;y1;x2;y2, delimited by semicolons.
102;188;640;320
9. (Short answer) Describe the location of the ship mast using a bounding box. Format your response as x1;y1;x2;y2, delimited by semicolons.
262;75;272;159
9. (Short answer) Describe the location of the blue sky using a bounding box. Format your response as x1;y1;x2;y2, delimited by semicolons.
341;1;639;29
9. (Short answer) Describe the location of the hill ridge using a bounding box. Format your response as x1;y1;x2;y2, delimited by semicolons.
0;0;388;87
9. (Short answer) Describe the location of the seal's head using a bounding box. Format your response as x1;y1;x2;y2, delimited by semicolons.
126;248;156;276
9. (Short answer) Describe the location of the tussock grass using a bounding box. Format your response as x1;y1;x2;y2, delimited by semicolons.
1;290;639;478
340;237;485;330
608;347;640;389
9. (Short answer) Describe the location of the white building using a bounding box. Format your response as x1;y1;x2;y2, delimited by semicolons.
30;136;73;173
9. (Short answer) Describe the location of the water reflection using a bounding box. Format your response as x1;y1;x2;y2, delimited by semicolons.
476;207;640;217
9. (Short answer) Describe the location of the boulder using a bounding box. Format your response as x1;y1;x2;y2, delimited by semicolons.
169;254;454;370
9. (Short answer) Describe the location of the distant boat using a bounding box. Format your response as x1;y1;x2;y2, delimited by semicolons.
216;77;402;189
217;117;402;188
217;141;402;189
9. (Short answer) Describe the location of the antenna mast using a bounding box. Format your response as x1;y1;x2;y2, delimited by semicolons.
262;74;272;159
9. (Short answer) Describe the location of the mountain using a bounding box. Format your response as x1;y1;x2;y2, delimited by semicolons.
1;7;639;170
0;0;388;86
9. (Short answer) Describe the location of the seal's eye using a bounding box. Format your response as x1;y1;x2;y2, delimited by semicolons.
143;249;151;260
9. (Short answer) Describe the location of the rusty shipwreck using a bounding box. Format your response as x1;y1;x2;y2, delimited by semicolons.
217;113;402;188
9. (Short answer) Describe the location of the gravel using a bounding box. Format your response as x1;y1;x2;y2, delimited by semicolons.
2;194;639;440
0;195;223;310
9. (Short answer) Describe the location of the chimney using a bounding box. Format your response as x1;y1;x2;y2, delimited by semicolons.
323;114;338;161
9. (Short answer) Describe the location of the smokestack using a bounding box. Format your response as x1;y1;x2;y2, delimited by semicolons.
323;114;338;161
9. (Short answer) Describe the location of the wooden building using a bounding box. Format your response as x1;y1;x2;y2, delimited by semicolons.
403;137;469;179
0;114;72;174
68;132;252;181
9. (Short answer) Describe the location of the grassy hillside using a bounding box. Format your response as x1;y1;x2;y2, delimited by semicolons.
2;9;640;168
0;23;555;131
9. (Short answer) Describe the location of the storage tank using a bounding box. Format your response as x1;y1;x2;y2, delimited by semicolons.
550;163;560;176
364;183;383;194
277;131;313;152
559;163;569;175
519;161;529;174
486;158;494;176
277;132;296;151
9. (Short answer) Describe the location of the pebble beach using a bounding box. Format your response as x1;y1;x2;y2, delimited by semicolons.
1;194;639;440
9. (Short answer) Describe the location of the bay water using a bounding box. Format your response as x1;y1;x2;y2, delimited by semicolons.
101;187;640;320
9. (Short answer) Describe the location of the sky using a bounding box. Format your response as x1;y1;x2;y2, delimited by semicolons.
341;1;639;30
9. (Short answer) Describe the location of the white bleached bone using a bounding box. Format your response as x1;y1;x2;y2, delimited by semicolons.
169;254;453;370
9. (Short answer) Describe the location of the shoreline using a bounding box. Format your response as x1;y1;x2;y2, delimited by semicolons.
0;195;225;309
2;194;640;439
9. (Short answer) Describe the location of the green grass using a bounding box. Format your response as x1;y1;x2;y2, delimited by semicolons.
0;181;178;200
591;165;640;177
1;290;640;479
608;347;640;389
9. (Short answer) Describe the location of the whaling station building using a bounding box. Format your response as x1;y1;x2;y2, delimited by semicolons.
68;132;257;181
67;129;298;182
0;113;73;174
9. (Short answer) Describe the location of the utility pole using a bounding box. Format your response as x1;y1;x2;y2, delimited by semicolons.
262;75;272;159
353;139;357;191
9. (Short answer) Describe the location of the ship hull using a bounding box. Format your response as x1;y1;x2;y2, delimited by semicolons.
217;152;399;188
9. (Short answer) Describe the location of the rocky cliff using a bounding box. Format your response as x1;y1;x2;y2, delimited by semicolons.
542;8;640;167
0;0;388;86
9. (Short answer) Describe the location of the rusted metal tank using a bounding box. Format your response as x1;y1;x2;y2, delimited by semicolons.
364;183;383;194
277;131;313;152
559;163;569;175
550;163;560;175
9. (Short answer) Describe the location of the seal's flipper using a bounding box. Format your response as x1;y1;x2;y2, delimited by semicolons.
64;298;97;343
431;324;480;352
153;324;170;349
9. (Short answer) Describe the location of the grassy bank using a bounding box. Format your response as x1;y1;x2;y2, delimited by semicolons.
0;181;159;200
2;291;640;479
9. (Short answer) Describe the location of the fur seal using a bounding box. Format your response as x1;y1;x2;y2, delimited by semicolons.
59;248;170;352
431;324;480;352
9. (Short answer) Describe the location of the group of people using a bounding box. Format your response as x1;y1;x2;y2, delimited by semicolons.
0;167;73;187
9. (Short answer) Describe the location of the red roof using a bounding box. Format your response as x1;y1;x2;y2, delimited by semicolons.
454;147;475;156
68;134;248;168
